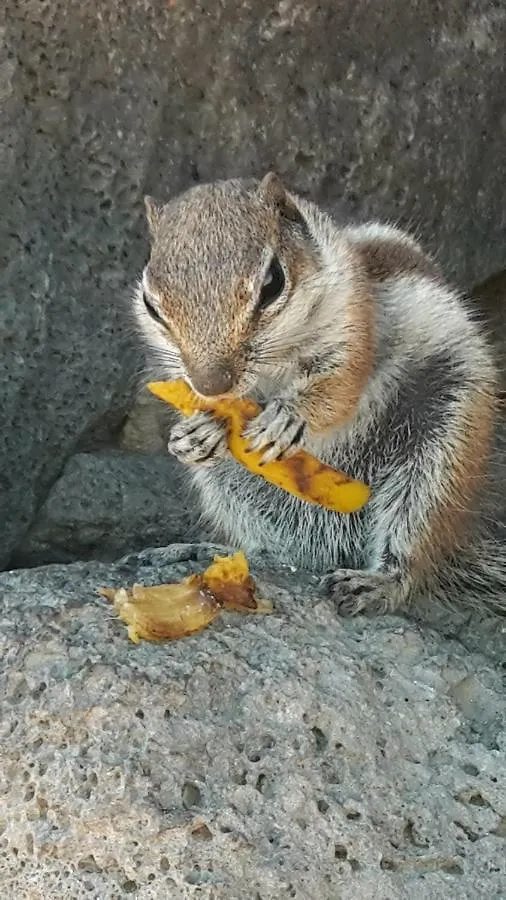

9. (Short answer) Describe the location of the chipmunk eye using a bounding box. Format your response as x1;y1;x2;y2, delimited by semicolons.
257;256;286;311
142;289;166;326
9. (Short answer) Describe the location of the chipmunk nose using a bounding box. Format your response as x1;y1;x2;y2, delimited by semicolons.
189;362;235;397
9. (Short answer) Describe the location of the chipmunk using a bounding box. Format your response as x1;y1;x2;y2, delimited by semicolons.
134;172;506;616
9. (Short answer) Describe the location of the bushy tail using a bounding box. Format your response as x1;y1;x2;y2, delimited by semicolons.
424;536;506;616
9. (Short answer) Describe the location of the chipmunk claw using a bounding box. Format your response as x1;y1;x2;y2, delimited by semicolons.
243;399;307;463
168;412;229;467
321;569;406;617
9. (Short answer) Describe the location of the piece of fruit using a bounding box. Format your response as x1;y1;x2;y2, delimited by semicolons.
98;551;272;643
147;379;370;514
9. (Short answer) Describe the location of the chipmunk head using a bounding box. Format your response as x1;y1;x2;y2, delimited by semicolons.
137;173;345;397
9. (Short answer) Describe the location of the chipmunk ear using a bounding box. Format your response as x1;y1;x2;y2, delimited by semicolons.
258;171;289;206
257;172;309;233
144;195;163;238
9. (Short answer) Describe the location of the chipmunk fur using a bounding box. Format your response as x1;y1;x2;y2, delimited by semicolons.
135;172;506;616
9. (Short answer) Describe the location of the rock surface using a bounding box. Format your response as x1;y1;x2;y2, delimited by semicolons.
0;543;505;898
2;0;506;565
11;451;204;568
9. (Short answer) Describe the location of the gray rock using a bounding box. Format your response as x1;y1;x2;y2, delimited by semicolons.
12;451;206;567
2;0;506;566
0;543;505;898
119;389;174;456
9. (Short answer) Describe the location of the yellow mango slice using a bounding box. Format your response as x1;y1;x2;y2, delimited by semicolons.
147;379;370;514
99;581;220;643
99;551;272;643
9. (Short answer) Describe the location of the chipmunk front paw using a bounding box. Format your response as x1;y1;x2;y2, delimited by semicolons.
321;569;407;617
168;412;229;467
243;398;307;463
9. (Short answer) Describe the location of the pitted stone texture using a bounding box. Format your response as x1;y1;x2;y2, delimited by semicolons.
119;390;173;455
0;0;171;564
141;0;506;290
12;451;205;568
2;0;506;567
0;544;504;898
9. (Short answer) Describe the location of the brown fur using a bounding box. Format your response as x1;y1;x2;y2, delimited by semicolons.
412;387;496;577
138;174;505;617
144;178;321;392
359;237;440;283
302;280;375;432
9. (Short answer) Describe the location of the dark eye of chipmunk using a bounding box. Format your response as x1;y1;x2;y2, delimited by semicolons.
257;256;286;311
142;289;166;327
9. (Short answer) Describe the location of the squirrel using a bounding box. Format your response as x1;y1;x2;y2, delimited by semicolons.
134;172;506;617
